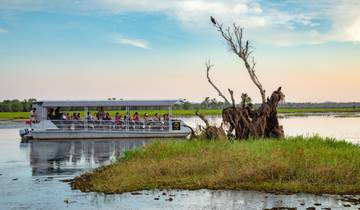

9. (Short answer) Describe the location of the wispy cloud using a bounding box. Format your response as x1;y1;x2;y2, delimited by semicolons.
112;34;149;49
0;28;8;34
1;0;360;44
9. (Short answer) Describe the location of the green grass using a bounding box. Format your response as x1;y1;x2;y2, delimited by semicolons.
0;109;221;120
1;107;360;120
0;112;29;119
70;136;360;194
278;107;360;113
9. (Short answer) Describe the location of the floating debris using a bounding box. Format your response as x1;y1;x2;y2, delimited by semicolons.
165;197;173;202
341;195;360;205
64;199;76;204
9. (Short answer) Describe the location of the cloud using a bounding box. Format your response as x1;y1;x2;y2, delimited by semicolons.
112;34;149;49
1;0;360;44
328;0;360;42
0;28;8;34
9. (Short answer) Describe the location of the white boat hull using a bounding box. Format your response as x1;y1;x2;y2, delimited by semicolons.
26;130;190;140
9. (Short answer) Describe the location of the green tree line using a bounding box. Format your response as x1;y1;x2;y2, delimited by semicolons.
1;97;360;112
0;98;226;112
0;99;36;112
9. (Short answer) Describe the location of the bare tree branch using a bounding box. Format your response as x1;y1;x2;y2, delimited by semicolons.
228;88;236;108
183;124;196;139
205;61;231;105
240;93;247;108
211;17;266;103
196;111;210;128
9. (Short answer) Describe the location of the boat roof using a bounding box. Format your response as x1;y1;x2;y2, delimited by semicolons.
34;100;180;108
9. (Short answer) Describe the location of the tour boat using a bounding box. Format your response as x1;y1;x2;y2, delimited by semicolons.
19;100;191;140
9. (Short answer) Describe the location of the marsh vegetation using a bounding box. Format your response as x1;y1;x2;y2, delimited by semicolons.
71;136;360;194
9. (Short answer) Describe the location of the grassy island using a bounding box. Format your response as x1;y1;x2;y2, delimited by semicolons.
70;136;360;195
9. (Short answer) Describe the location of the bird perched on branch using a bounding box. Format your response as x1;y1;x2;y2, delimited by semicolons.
210;16;216;25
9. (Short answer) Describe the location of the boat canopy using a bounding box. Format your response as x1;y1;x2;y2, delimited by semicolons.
33;100;180;108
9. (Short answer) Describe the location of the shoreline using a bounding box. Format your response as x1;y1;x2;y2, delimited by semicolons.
1;108;360;121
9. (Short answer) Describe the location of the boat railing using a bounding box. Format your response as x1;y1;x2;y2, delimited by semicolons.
49;119;171;132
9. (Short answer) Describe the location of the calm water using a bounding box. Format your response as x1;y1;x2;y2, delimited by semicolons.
183;115;360;143
1;115;360;210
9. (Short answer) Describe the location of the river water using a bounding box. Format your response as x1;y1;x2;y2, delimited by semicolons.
1;115;360;210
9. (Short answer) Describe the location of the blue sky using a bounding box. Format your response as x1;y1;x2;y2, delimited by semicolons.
0;0;360;102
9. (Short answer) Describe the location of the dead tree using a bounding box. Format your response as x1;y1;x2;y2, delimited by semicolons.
196;111;226;140
205;16;285;139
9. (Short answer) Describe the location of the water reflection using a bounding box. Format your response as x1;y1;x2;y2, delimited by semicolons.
1;126;360;209
182;115;360;143
28;139;152;176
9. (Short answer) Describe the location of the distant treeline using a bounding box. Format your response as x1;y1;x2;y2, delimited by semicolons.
278;102;360;109
1;98;360;112
0;99;37;112
175;97;226;110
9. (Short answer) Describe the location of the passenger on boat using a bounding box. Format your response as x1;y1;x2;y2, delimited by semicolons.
153;113;161;121
61;113;67;120
132;112;140;129
102;112;111;129
105;112;112;120
92;112;98;121
114;112;123;129
54;107;62;119
143;113;150;129
60;112;70;130
86;112;93;121
152;113;161;130
71;113;78;120
85;112;95;129
162;113;170;130
91;112;99;129
29;108;37;123
47;108;55;120
96;107;105;121
124;113;131;122
115;112;121;125
163;113;169;122
144;113;150;122
133;112;140;123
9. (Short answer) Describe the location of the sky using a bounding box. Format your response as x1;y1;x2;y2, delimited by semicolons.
0;0;359;103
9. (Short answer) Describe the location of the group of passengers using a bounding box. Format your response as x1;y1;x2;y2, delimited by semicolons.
47;107;170;130
47;108;82;121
